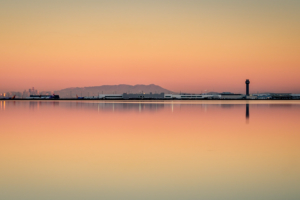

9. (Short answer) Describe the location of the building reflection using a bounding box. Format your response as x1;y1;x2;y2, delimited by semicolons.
60;102;253;119
0;101;251;117
0;101;4;111
68;102;166;112
29;101;59;110
3;101;300;120
246;104;249;119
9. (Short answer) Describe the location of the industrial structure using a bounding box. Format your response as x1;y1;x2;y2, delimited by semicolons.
245;79;250;96
97;93;246;100
164;94;221;99
97;93;221;100
26;94;60;99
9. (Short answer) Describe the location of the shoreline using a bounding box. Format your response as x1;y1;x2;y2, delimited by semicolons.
1;98;299;101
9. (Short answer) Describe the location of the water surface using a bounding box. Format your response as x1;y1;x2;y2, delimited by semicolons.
0;100;300;200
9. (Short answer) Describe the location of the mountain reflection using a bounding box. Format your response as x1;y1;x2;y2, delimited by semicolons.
70;102;166;112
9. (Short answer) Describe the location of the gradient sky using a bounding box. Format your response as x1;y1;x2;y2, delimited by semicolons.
1;0;299;93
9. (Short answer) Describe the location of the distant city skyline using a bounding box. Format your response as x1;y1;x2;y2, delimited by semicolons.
1;82;299;99
1;82;300;95
1;1;299;93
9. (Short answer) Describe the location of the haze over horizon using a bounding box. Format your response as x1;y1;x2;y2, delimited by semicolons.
1;1;299;93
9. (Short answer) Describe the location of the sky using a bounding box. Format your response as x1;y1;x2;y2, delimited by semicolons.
0;0;299;93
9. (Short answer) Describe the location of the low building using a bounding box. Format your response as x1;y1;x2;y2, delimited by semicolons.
98;93;165;100
27;95;59;99
246;96;258;100
123;93;164;100
252;93;272;99
164;94;221;99
220;93;246;99
98;94;123;99
270;93;292;99
291;94;300;99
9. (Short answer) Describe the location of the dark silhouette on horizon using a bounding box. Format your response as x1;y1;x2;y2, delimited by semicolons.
246;79;250;96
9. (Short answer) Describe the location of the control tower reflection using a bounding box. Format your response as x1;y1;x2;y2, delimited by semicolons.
246;104;249;119
246;103;250;124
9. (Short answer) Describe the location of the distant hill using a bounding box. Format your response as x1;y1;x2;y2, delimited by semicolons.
55;84;173;98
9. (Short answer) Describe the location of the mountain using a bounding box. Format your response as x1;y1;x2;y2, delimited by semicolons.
54;84;173;98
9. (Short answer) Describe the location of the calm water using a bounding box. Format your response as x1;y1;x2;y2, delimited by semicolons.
0;100;300;200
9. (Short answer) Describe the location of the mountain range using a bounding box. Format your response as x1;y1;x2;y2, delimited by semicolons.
54;84;173;98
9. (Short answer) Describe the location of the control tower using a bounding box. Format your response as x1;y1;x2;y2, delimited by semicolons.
245;79;250;96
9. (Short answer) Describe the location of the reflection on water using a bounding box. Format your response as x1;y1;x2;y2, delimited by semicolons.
0;100;300;200
6;100;293;119
246;104;249;119
29;101;59;109
7;100;300;122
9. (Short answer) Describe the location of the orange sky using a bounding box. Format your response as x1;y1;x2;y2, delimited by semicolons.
0;1;299;93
